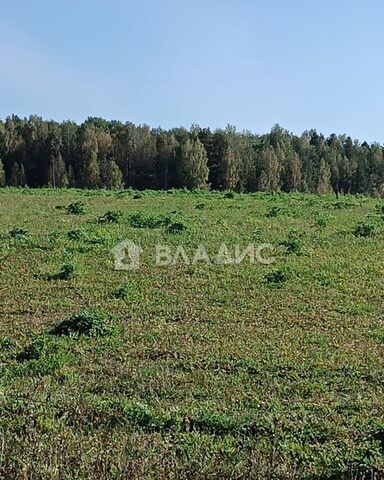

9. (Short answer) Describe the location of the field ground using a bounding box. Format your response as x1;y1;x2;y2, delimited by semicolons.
1;188;384;479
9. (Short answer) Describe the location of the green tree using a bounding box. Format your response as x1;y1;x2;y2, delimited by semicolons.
258;147;281;191
179;138;209;189
10;162;26;186
86;151;101;188
219;126;242;190
317;159;332;194
100;159;123;189
19;163;26;186
79;126;100;188
221;144;241;190
155;132;177;189
258;170;269;192
285;152;302;192
48;152;68;188
0;158;5;186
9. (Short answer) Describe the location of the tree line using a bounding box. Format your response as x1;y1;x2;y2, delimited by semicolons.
0;115;383;196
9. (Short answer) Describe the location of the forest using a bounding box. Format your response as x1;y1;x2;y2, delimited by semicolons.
0;115;383;195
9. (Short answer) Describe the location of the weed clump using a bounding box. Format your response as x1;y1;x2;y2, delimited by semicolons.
330;200;356;210
224;191;235;199
50;309;110;337
9;227;29;239
66;201;86;215
313;213;331;228
280;230;306;255
264;268;289;288
165;220;188;234
17;336;57;362
15;336;71;376
129;211;167;228
123;402;156;428
265;206;286;218
353;220;377;237
123;402;173;431
128;211;183;230
47;263;75;281
98;210;123;224
375;204;384;216
112;282;139;300
67;229;86;240
193;411;239;435
129;209;188;232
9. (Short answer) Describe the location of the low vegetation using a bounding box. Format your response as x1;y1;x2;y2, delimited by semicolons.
1;187;384;479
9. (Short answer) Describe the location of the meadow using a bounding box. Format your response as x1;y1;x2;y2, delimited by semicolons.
1;188;384;479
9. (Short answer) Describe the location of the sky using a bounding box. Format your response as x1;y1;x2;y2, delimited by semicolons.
1;0;383;142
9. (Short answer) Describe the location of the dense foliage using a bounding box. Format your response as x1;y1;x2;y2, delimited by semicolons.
1;115;384;195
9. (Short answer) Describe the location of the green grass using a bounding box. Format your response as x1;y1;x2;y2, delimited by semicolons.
1;187;384;479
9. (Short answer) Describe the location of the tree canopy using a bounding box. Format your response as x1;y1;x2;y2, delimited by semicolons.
1;115;383;196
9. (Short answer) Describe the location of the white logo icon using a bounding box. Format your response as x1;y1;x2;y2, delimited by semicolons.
111;240;143;271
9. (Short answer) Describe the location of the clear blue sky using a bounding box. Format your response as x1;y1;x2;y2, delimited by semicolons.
1;0;383;142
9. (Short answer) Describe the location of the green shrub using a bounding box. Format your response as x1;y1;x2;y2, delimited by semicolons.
224;191;235;199
313;214;331;228
9;227;29;239
129;211;171;229
375;204;384;217
48;230;61;243
66;201;86;215
50;309;110;337
264;269;289;288
265;206;286;218
314;272;334;287
47;263;75;281
280;230;306;255
165;220;188;234
123;402;155;428
353;221;377;237
194;411;239;435
129;212;161;228
98;210;123;224
85;234;107;245
15;336;71;377
67;229;86;240
123;402;173;431
17;336;58;362
112;282;139;300
330;200;356;210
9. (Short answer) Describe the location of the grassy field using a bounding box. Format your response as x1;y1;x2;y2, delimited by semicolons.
1;188;384;479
